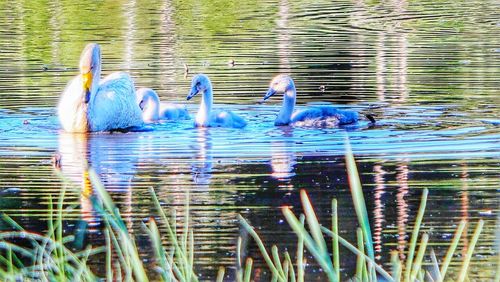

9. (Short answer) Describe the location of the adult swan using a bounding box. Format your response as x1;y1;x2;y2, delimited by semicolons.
58;43;143;132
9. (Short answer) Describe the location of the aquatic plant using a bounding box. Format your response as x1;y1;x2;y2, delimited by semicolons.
0;143;494;281
0;182;101;281
0;167;200;282
237;141;488;281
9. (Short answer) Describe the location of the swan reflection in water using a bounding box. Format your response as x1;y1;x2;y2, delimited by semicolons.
191;128;213;185
270;127;296;181
57;132;138;233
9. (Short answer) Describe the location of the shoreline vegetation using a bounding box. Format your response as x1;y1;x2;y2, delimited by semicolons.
0;142;496;281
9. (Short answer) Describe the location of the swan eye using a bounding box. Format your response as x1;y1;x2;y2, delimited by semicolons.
139;100;145;110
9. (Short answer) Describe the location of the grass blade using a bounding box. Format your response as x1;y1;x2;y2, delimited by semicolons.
439;219;466;281
237;236;243;282
297;214;305;282
301;190;328;255
410;233;429;281
216;266;225;282
344;139;374;260
320;226;394;282
457;220;484;282
331;199;340;282
105;228;113;282
283;207;336;282
391;251;402;281
404;188;428;281
355;228;365;281
284;251;296;282
272;246;286;280
238;215;284;281
243;258;253;282
429;248;441;282
88;169;148;282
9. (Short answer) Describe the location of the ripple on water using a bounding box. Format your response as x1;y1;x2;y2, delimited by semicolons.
0;0;499;279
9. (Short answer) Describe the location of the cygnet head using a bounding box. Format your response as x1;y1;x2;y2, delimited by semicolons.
79;43;102;103
263;74;295;101
187;74;212;100
136;88;159;110
136;88;160;122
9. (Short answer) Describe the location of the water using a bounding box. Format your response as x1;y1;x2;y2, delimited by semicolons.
0;0;499;280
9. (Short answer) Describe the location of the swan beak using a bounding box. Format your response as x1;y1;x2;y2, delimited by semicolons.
263;88;276;101
82;71;92;103
186;88;199;101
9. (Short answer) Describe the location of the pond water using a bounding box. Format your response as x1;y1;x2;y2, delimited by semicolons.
0;0;499;280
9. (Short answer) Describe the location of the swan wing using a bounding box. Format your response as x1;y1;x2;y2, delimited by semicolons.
291;106;358;126
211;110;247;128
317;106;359;124
88;72;143;131
330;109;359;125
291;108;323;122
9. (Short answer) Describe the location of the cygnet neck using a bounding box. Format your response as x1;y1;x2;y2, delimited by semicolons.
143;92;160;121
275;82;296;125
196;86;213;126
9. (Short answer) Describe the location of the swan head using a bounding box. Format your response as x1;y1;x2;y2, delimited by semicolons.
136;88;160;122
136;88;160;111
79;43;102;103
187;74;212;100
264;74;295;101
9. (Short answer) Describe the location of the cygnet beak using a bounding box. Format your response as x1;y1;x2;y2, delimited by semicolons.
263;88;277;101
186;86;199;101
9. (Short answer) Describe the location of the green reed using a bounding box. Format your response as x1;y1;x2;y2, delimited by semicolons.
238;139;491;281
0;139;494;281
0;178;100;282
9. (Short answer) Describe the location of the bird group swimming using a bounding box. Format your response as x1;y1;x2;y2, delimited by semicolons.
58;43;371;133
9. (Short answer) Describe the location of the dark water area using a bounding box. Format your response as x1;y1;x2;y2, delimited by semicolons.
0;0;499;280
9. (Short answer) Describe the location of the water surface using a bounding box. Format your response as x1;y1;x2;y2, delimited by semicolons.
0;0;499;280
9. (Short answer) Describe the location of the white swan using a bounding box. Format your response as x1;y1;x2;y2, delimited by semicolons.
136;88;190;123
186;74;247;128
263;75;359;127
58;43;143;132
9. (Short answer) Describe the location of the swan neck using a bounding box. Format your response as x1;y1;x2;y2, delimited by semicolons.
144;93;160;121
276;88;296;125
198;87;212;120
88;66;101;105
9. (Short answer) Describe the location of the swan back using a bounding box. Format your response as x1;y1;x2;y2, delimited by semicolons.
88;72;143;131
212;110;247;128
291;106;359;127
160;104;191;120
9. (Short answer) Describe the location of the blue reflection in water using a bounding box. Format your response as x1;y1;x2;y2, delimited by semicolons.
1;104;499;161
